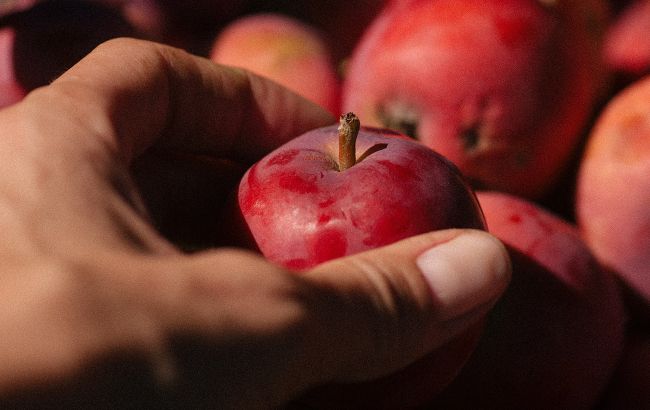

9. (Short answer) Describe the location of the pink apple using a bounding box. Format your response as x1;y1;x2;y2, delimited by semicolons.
342;0;608;199
429;191;626;409
224;112;487;408
210;13;341;115
0;28;26;109
576;74;650;306
230;113;486;270
604;0;650;79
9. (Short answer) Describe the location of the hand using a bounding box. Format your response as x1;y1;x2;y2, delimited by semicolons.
0;38;511;409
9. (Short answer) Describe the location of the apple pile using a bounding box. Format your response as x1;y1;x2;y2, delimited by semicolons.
2;0;650;408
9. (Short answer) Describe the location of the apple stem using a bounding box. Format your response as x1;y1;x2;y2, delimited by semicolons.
338;112;360;171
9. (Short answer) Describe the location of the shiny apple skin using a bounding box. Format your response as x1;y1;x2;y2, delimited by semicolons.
235;125;485;271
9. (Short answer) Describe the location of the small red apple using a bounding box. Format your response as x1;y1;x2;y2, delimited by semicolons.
230;112;486;270
342;0;607;199
210;13;341;115
225;113;486;408
430;191;626;409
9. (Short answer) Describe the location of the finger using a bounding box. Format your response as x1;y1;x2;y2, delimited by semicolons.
24;37;334;164
303;229;512;383
134;229;510;408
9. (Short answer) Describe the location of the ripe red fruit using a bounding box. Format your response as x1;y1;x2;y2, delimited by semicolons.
576;74;650;306
210;13;341;115
342;0;607;199
230;113;486;270
430;191;626;410
224;113;487;408
604;0;650;80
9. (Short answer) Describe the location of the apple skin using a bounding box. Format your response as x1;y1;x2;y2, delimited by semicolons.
342;0;607;199
576;75;650;306
429;191;626;409
210;13;341;115
0;27;26;108
232;123;486;271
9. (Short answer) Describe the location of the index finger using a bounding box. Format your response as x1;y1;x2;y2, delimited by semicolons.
26;37;335;164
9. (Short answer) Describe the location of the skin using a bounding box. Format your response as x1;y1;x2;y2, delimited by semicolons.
0;38;511;409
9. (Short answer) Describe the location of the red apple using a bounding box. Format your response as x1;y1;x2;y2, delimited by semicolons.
604;0;650;80
0;0;35;17
0;28;26;108
230;113;486;270
225;113;486;408
210;13;341;115
576;75;650;306
342;0;607;199
429;191;626;409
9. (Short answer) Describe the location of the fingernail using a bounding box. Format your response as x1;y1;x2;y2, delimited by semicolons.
416;231;511;319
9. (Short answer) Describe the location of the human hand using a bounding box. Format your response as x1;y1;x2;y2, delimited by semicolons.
0;38;510;409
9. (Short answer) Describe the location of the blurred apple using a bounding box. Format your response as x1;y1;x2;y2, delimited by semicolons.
210;13;341;115
342;0;608;199
603;0;650;83
430;191;626;409
576;74;650;309
0;28;26;108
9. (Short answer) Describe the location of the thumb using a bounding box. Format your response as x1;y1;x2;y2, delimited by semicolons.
303;228;511;384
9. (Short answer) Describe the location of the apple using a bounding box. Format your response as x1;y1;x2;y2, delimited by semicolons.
224;113;486;407
341;0;608;199
0;28;26;108
229;112;486;270
0;0;35;17
576;74;650;307
603;0;650;84
0;0;137;100
210;13;341;115
428;191;626;409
